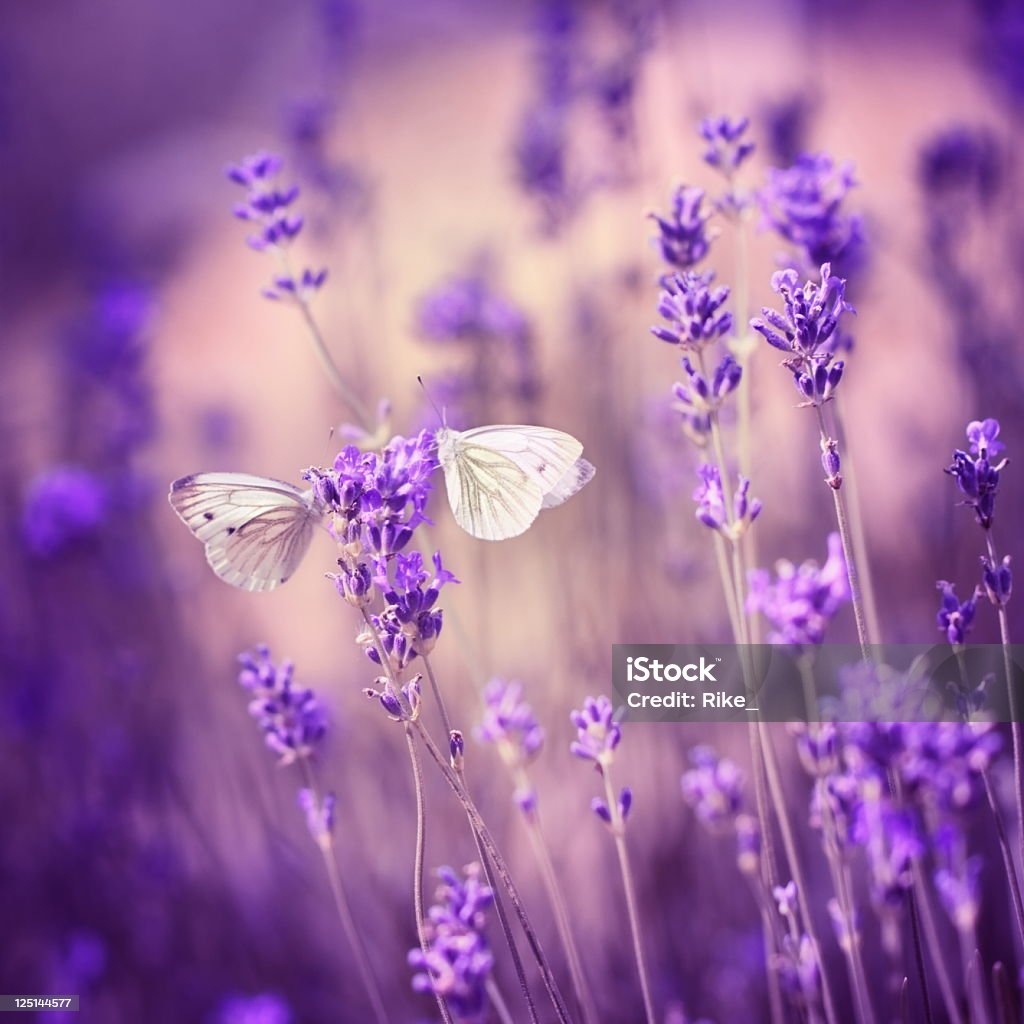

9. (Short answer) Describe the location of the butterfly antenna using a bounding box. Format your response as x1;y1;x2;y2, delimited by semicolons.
417;375;446;426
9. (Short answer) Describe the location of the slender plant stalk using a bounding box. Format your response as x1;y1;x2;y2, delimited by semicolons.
403;725;454;1024
297;758;391;1024
486;977;516;1024
907;864;959;1024
814;406;871;661
985;530;1024;875
992;962;1018;1024
275;249;374;432
413;721;575;1024
602;767;656;1024
521;814;599;1024
797;657;876;1024
829;400;882;645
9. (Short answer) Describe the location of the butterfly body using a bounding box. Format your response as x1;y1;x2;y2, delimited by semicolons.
169;473;324;592
435;424;595;541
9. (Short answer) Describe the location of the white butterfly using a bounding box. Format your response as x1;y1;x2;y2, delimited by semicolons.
168;473;324;592
435;424;595;541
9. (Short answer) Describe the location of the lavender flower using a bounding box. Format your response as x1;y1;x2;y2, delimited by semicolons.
692;464;762;541
363;674;422;722
672;355;742;421
226;152;326;301
759;152;865;275
981;554;1012;606
750;263;853;405
681;746;744;829
699;116;755;176
936;580;981;646
297;788;336;849
652;271;732;348
569;695;621;770
747;533;850;646
933;826;983;932
592;786;632;825
649;186;715;270
945;418;1008;530
477;678;544;813
21;466;107;558
409;864;494;1022
236;647;327;764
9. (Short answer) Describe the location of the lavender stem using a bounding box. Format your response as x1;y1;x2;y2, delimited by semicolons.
404;725;454;1024
602;767;657;1024
297;758;391;1024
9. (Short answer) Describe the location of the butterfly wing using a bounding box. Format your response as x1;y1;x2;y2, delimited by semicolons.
457;425;584;498
169;473;318;592
439;433;545;541
541;456;596;509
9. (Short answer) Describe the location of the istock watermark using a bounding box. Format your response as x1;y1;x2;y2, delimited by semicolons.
611;644;1024;723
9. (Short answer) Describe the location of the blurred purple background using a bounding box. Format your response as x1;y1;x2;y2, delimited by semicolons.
4;0;1024;1021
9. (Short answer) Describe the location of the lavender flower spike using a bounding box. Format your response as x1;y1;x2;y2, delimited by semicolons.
651;271;732;349
649;185;716;270
693;464;762;541
237;647;327;764
570;695;621;770
409;864;495;1022
936;581;981;646
699;115;755;175
946;417;1008;530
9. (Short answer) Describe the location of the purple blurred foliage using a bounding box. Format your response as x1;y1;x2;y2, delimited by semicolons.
415;269;539;428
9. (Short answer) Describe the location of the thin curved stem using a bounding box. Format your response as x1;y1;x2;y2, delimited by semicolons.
413;722;575;1024
603;767;656;1024
297;759;391;1024
404;725;454;1024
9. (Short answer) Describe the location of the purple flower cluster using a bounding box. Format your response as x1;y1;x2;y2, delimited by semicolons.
477;678;544;813
237;647;328;765
21;466;108;559
297;788;337;848
945;418;1007;530
750;263;853;406
569;695;621;770
747;533;850;646
226;152;327;302
692;464;762;541
652;271;732;349
649;186;716;270
418;275;529;347
759;152;865;275
409;864;495;1022
681;746;744;829
919;126;1001;204
935;580;981;646
671;355;742;439
699;116;755;177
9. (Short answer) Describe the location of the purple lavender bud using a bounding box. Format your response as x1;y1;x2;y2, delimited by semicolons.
450;729;465;770
751;264;854;375
712;355;742;399
773;881;798;917
699;115;755;175
591;797;612;824
981;555;1012;606
653;271;732;352
936;581;981;646
477;678;545;766
649;185;715;270
514;786;538;818
946;418;1007;530
759;152;865;275
735;813;761;875
298;788;336;848
747;533;850;646
820;437;842;489
409;864;495;1020
681;746;744;829
237;647;327;765
619;786;633;821
569;695;622;769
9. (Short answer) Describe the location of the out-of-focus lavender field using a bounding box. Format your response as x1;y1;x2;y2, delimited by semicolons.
5;1;1024;1021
